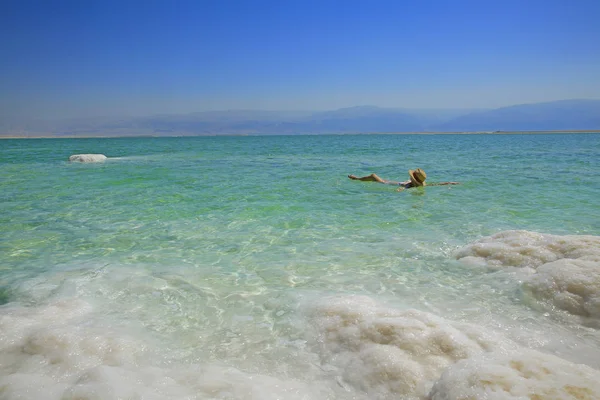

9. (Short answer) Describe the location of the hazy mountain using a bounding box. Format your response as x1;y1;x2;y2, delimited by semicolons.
1;100;599;137
435;99;600;132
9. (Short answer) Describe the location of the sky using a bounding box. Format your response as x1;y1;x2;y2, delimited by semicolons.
1;0;599;119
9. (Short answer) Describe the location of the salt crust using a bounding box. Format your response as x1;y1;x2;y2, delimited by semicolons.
305;295;510;399
68;154;107;163
456;230;600;270
428;349;600;400
306;295;600;400
3;295;600;399
0;299;328;400
523;259;600;319
456;230;600;319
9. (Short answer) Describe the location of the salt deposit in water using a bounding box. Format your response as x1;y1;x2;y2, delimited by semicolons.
304;294;514;399
428;349;600;400
68;154;107;163
3;287;600;399
456;230;600;322
523;259;600;319
0;299;332;400
456;230;600;270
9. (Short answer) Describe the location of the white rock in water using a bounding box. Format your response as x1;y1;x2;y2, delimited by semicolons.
69;154;107;163
428;349;600;400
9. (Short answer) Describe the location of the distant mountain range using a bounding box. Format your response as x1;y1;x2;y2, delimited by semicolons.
2;99;600;137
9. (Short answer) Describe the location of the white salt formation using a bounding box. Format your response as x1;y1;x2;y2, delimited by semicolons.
305;295;509;399
456;230;600;270
69;154;107;162
0;299;329;400
3;289;600;400
456;230;600;320
523;259;600;319
427;349;600;400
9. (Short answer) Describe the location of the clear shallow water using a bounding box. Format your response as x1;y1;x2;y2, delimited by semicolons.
1;134;600;399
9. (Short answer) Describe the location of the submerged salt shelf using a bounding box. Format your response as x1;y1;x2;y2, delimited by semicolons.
2;243;600;399
3;250;600;399
2;289;600;400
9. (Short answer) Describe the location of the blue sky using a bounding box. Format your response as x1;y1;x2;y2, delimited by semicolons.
1;0;599;119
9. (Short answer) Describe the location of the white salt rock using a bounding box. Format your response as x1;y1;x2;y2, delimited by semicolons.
523;258;600;318
428;349;600;400
0;299;331;400
69;154;107;163
456;230;600;270
305;294;510;399
456;231;600;321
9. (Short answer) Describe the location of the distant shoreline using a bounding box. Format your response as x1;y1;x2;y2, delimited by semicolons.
2;130;600;139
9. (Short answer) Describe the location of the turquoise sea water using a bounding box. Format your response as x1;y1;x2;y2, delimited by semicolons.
1;134;600;399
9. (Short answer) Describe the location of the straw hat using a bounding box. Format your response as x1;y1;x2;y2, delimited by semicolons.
409;168;427;186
